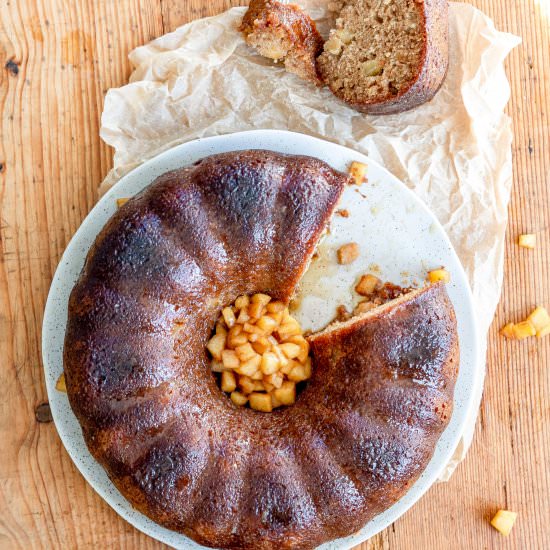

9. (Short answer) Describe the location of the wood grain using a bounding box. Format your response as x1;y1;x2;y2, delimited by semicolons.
0;0;548;548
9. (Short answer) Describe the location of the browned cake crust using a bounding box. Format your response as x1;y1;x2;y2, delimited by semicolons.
63;150;458;549
240;0;324;85
64;150;349;549
305;283;458;534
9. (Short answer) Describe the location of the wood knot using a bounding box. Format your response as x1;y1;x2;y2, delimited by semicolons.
35;402;53;423
5;59;19;76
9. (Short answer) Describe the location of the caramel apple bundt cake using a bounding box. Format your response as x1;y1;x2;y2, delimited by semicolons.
63;150;459;549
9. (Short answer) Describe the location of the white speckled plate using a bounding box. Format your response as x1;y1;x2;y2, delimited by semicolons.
43;130;481;549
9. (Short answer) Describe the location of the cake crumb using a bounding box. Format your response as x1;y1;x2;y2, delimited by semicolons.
336;305;351;321
368;263;381;274
337;242;360;264
354;301;376;315
337;209;350;217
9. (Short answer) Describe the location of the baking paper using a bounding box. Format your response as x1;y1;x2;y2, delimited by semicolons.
99;2;521;480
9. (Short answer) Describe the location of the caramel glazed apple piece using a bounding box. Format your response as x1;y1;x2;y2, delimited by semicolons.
240;0;324;85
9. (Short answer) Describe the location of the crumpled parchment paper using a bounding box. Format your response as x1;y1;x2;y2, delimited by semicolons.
99;2;521;480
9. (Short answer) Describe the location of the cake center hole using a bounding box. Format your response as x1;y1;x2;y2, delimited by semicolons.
206;293;312;412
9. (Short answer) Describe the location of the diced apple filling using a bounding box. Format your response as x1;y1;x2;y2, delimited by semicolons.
348;161;367;185
351;274;411;316
116;197;130;208
206;293;312;411
490;510;517;536
56;373;67;392
337;242;360;265
427;268;451;283
518;233;536;249
501;305;550;341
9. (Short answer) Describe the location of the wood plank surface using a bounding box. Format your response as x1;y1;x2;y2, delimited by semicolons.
0;0;548;548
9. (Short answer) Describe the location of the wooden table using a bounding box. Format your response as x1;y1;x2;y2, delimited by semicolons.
1;1;548;548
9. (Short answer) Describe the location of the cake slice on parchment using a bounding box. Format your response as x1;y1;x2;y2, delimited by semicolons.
317;0;449;114
241;0;449;114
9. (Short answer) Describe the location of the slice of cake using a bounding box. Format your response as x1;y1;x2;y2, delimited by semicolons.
240;0;324;86
317;0;448;114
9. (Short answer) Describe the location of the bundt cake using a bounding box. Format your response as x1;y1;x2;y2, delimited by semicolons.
63;150;459;549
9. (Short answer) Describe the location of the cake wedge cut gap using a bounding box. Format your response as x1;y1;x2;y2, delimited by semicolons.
308;282;440;343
